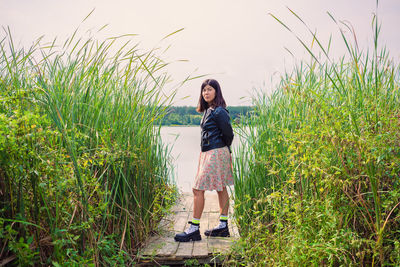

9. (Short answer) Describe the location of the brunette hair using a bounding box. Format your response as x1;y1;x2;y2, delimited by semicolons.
196;79;227;113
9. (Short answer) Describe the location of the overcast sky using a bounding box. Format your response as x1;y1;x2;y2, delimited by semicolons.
1;0;400;106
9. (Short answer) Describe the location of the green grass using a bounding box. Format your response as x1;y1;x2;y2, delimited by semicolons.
232;9;400;266
0;26;178;265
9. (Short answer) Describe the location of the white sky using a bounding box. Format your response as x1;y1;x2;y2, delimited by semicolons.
1;0;400;106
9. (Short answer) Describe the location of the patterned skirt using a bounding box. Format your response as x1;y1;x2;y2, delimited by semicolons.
193;146;234;191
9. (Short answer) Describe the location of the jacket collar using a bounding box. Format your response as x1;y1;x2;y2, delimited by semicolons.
200;107;214;126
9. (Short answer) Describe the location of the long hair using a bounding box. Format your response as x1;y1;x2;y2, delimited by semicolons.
196;79;227;113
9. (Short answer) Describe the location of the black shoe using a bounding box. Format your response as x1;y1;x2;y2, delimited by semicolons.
204;221;230;237
174;222;201;242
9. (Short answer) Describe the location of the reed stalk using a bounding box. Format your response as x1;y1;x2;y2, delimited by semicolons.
0;26;178;265
233;8;400;265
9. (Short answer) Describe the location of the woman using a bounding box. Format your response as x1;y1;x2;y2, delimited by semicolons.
174;79;234;242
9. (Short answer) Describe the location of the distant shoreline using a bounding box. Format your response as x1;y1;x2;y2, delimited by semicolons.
160;106;253;126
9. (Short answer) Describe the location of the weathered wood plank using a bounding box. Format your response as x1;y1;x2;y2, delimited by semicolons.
207;237;232;254
139;191;240;265
171;192;193;212
175;241;194;258
140;235;164;256
142;236;179;257
173;212;190;233
203;192;219;212
230;219;240;238
228;196;235;215
192;238;209;257
141;199;191;258
207;211;220;231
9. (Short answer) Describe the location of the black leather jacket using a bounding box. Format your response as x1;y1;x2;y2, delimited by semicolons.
200;107;234;152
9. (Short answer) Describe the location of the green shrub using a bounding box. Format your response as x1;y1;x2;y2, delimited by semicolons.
232;11;400;266
0;29;177;266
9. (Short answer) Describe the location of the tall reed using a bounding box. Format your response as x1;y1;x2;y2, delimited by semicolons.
0;27;177;265
233;9;400;265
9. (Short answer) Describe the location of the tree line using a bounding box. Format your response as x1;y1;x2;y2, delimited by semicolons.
161;106;253;125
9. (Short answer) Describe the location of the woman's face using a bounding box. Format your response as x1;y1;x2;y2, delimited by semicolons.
202;85;216;105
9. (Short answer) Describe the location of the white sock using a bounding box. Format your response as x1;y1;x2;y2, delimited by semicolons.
214;214;228;229
215;220;227;230
185;219;200;234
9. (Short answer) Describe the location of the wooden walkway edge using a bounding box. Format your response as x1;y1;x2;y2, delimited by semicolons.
138;192;239;266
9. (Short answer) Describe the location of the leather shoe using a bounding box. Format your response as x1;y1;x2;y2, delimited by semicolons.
174;222;201;242
204;222;230;237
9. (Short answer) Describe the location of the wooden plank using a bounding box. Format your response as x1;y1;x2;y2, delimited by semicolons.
207;211;220;231
155;213;175;233
184;192;194;212
141;234;164;256
175;241;194;258
169;195;193;258
156;236;180;257
228;221;235;238
174;212;190;233
139;191;240;265
228;197;235;215
203;191;235;214
143;236;178;257
192;238;209;258
207;237;232;254
171;192;193;212
230;219;240;238
141;197;191;258
198;209;208;233
203;192;219;212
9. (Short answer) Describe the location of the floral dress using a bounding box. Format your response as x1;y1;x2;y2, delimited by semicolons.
193;146;234;191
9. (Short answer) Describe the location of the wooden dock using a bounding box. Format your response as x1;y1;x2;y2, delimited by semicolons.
138;192;239;266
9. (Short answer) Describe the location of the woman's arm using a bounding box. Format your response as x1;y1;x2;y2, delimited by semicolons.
214;107;234;147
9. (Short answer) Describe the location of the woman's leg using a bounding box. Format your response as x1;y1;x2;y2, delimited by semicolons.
174;189;204;242
204;186;230;237
193;188;205;219
217;186;229;215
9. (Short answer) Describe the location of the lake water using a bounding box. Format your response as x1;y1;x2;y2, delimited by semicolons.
160;126;242;193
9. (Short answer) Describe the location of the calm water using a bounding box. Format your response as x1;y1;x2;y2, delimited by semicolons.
160;126;242;193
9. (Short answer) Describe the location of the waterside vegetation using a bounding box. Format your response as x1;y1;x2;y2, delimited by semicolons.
231;11;400;266
1;6;399;267
0;28;177;265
